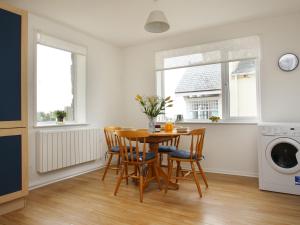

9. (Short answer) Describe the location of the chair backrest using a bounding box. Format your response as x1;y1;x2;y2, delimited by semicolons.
189;128;206;160
161;135;180;149
104;126;122;152
115;130;150;163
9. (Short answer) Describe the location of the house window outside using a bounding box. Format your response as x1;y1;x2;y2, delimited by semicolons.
155;36;260;122
36;33;87;126
186;98;220;120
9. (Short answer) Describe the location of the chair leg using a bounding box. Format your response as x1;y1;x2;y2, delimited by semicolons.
160;153;163;167
175;161;181;183
153;161;161;190
134;165;137;176
114;164;125;196
196;161;208;188
133;165;138;185
191;162;202;198
165;158;173;194
116;154;121;175
102;153;113;181
124;163;129;185
139;167;144;203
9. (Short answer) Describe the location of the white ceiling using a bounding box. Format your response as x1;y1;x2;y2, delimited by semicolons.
3;0;300;47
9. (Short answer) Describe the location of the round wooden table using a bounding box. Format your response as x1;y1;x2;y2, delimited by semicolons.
146;131;189;190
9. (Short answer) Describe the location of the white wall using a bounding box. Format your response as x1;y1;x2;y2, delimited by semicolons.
27;14;123;188
24;11;300;184
122;12;300;177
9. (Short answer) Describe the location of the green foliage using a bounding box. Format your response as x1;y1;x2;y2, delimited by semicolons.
135;95;173;118
37;111;56;122
209;116;220;122
54;110;67;119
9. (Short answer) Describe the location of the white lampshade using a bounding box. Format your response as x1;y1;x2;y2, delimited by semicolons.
144;10;170;33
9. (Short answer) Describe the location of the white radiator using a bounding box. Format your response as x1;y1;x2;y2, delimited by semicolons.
36;128;102;173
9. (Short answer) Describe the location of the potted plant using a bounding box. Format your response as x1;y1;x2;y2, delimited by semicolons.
54;110;67;124
135;95;173;132
209;116;220;123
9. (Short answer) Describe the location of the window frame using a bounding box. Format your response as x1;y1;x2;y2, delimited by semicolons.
156;58;261;123
33;31;87;127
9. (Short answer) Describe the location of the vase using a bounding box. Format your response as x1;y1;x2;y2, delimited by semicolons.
148;117;156;133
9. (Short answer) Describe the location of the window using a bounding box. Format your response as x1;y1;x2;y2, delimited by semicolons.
37;44;74;122
228;60;257;117
156;36;260;122
187;98;220;120
35;33;86;125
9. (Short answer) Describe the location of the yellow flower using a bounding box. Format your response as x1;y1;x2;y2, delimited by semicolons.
135;94;142;101
148;96;157;105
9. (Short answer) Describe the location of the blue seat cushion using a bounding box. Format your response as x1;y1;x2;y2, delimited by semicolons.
111;146;135;152
158;145;177;153
127;152;156;161
169;150;196;159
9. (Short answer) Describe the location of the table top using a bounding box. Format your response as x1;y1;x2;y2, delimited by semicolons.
149;130;190;136
117;128;190;137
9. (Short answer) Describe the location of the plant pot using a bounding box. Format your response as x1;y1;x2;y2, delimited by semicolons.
56;117;64;124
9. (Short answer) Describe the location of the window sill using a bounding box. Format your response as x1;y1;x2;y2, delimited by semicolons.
157;120;258;125
33;123;89;128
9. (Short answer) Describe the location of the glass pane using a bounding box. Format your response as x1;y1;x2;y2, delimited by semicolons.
228;59;257;117
271;143;298;169
157;63;222;121
37;44;74;122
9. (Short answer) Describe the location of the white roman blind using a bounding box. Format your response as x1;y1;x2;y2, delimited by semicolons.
37;32;87;55
155;36;260;71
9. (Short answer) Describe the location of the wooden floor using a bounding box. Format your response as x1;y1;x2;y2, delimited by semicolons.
0;169;300;225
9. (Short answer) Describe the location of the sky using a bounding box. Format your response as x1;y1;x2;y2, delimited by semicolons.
37;44;74;113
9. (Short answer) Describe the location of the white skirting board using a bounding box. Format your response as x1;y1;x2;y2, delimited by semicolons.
36;128;103;173
161;156;258;178
29;165;104;190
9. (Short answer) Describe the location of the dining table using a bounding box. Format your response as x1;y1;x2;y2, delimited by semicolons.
144;130;190;190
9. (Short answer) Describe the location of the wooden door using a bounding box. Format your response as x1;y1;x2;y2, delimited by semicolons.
0;3;27;128
0;128;28;204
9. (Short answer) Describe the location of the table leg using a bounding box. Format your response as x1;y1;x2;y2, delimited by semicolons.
149;143;179;190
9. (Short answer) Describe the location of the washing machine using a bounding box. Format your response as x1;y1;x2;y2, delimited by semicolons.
258;123;300;195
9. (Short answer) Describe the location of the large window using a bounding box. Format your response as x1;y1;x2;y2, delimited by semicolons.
156;36;260;122
35;33;86;126
37;44;74;122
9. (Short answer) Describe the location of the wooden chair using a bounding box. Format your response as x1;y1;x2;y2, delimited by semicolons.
165;128;208;197
114;130;161;202
102;126;122;181
158;135;180;167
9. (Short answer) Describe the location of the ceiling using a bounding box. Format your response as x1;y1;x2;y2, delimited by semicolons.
2;0;300;47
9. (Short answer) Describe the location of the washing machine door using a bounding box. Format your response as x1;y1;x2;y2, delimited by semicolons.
266;137;300;174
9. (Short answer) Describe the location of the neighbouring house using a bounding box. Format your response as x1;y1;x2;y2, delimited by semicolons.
171;59;256;120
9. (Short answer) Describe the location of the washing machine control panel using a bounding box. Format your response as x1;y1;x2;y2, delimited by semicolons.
260;125;300;136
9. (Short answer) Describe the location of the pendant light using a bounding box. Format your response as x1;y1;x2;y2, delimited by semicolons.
144;0;170;33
